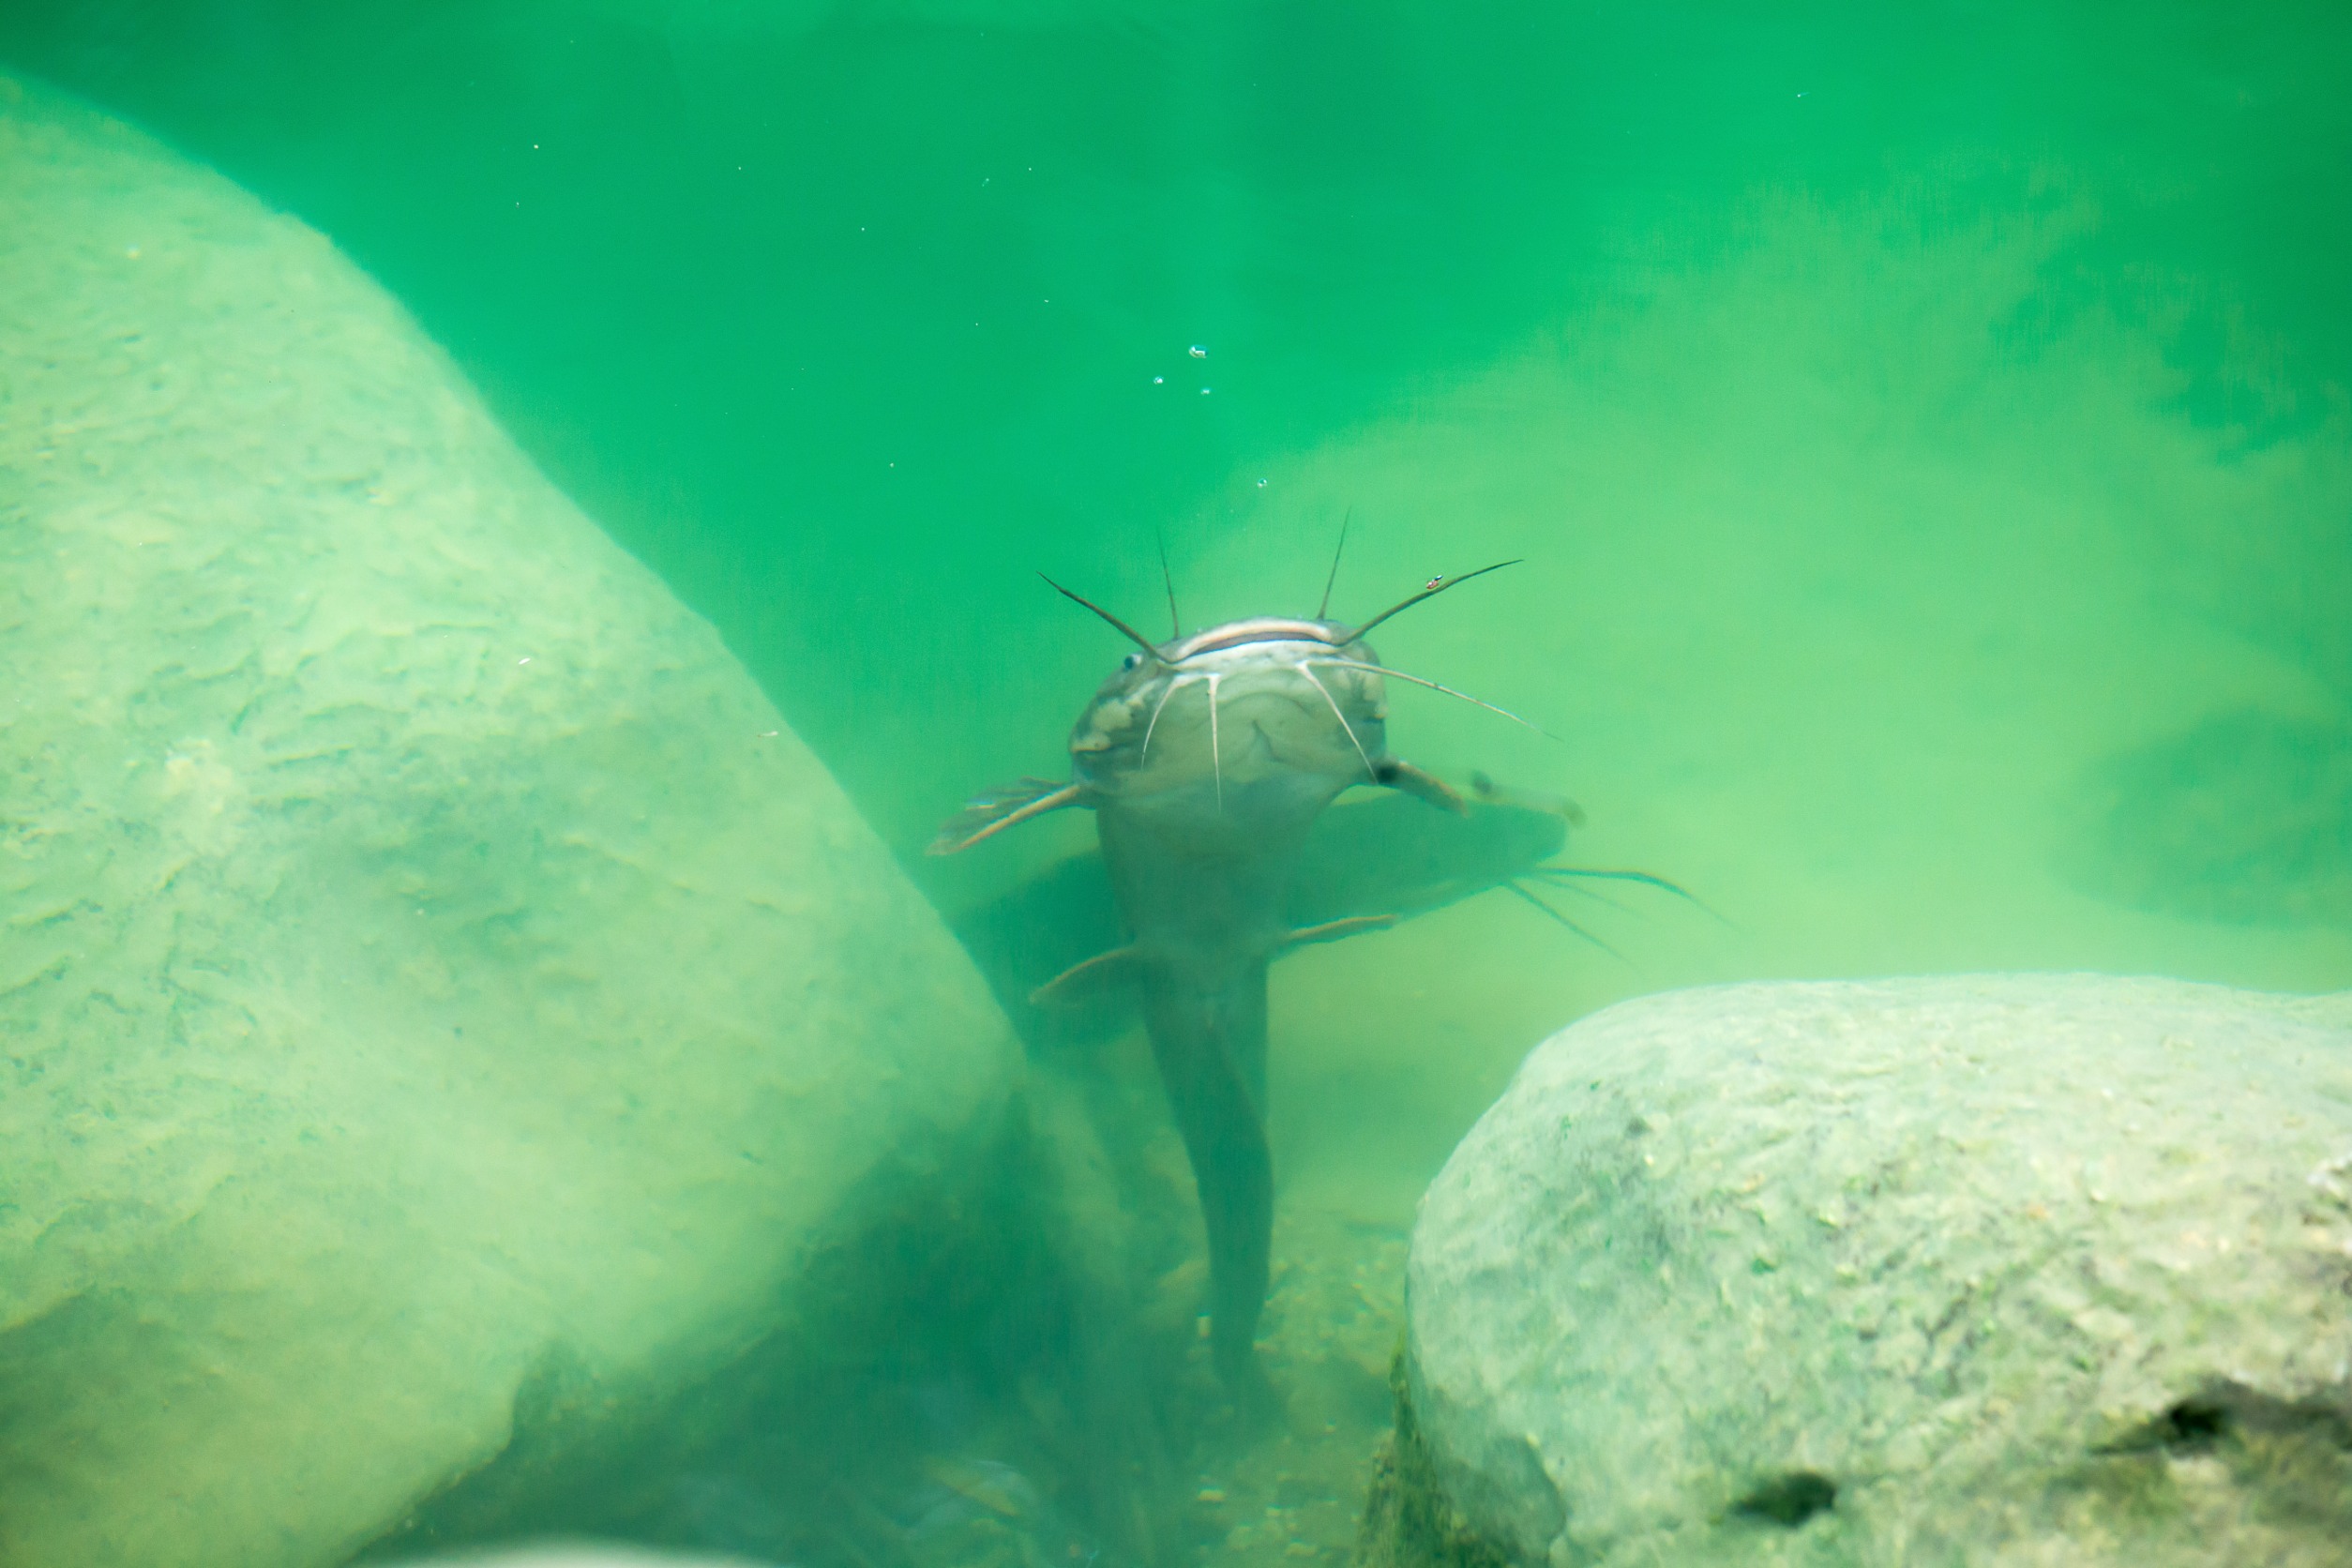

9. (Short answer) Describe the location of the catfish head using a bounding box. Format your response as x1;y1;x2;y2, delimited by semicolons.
928;556;1536;856
1069;616;1390;817
1048;562;1537;830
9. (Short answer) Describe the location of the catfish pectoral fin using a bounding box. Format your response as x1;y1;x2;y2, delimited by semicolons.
1277;913;1400;951
1372;757;1468;816
1030;945;1146;1006
1470;769;1586;825
928;777;1090;855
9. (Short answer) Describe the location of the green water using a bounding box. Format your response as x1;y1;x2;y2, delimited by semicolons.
4;1;2350;1564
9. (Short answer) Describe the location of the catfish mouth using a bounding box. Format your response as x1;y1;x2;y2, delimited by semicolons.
1161;617;1350;662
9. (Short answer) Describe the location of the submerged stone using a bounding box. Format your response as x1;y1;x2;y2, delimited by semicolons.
0;72;1016;1568
1392;976;2352;1567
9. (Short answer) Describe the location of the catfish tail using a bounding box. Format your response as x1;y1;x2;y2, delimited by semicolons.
1138;958;1273;1386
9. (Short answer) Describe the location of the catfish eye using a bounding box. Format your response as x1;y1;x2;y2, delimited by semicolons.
1122;652;1144;671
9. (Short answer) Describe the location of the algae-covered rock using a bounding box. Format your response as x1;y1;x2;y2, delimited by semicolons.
1395;976;2352;1568
0;71;1016;1568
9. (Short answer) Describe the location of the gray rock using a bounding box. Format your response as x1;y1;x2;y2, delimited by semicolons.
0;72;1015;1568
1399;976;2352;1568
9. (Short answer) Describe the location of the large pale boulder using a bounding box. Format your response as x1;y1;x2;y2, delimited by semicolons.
1391;976;2352;1568
0;72;1016;1568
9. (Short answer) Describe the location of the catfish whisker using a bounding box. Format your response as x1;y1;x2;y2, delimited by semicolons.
1311;660;1552;737
1503;881;1625;959
1531;865;1705;903
1348;559;1522;641
1039;571;1165;659
1532;865;1733;927
1317;508;1352;621
1293;662;1378;782
1157;531;1181;640
1543;869;1693;893
1139;673;1191;764
1524;874;1636;913
1205;671;1224;809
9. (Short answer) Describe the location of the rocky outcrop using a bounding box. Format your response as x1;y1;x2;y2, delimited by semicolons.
0;71;1016;1568
1391;976;2352;1568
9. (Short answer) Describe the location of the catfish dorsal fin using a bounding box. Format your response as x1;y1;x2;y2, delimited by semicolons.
1030;945;1146;1006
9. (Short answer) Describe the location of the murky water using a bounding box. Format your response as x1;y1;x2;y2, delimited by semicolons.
4;3;2348;1566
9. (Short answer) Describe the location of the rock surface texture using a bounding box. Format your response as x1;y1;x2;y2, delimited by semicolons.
0;72;1016;1568
1400;976;2352;1567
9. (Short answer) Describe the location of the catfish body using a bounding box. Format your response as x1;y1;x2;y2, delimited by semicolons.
935;609;1467;1381
949;792;1571;1055
1062;620;1407;1381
